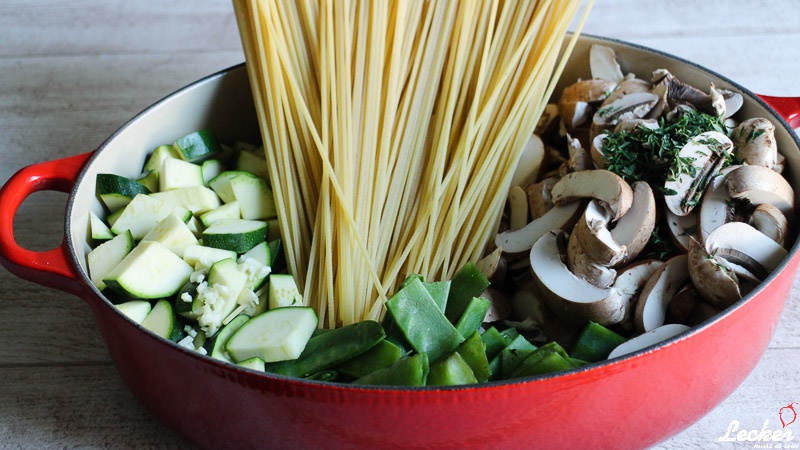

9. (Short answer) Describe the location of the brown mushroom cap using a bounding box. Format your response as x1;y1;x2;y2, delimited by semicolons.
749;203;788;247
726;164;795;217
610;181;657;266
704;221;788;279
687;237;741;309
558;79;617;128
550;169;633;220
731;118;778;168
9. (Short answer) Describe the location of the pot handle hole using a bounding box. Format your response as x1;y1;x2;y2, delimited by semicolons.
0;151;93;297
758;95;800;129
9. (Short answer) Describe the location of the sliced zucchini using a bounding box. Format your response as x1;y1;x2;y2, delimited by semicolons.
174;129;221;163
141;211;198;258
115;300;152;324
234;148;269;181
202;219;267;253
110;193;188;240
183;244;237;270
228;172;277;220
159;157;204;191
141;299;185;342
207;314;250;363
150;186;222;215
174;281;203;320
199;201;241;227
239;242;271;290
208;170;245;203
135;170;159;193
237;357;266;372
186;215;203;238
201;159;226;186
96;173;151;212
143;144;181;173
268;273;302;309
103;241;193;299
89;210;114;241
87;229;134;291
225;306;318;363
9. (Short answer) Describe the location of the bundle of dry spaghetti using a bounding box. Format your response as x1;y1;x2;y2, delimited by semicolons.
232;0;593;328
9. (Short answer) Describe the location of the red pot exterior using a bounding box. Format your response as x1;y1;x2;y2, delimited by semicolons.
2;35;800;449
87;255;795;450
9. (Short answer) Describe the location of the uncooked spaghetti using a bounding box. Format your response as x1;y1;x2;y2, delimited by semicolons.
232;0;593;328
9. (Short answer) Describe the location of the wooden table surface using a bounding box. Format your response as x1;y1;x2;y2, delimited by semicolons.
1;1;799;448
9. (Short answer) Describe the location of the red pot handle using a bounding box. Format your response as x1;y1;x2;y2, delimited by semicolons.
758;95;800;129
0;151;94;297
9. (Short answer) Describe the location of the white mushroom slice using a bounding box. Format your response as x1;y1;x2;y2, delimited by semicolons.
590;133;608;169
726;165;794;217
708;83;727;118
558;79;617;128
507;186;529;231
663;131;733;216
647;83;669;120
698;166;739;243
704;221;788;279
634;254;690;332
610;181;657;266
687;237;740;309
476;246;504;281
749;203;788;247
606;259;664;329
525;176;558;220
589;44;625;83
495;200;582;254
613;118;659;133
510;133;545;188
567;228;618;288
550;170;633;220
719;89;744;119
731;118;778;168
574;200;625;266
593;92;659;127
566;133;594;172
481;288;511;323
664;206;698;253
530;231;613;326
607;324;690;360
534;103;559;136
601;78;654;105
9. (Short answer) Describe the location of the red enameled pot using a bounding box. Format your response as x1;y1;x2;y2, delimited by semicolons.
1;35;799;449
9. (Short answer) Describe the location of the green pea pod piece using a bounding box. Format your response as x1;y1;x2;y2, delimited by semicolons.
305;370;340;382
454;297;490;338
444;262;490;323
263;320;385;377
427;352;478;386
455;331;490;382
499;327;519;342
386;278;464;363
489;334;536;381
352;353;429;386
481;327;508;362
570;321;627;362
422;280;450;313
336;339;405;379
511;350;576;379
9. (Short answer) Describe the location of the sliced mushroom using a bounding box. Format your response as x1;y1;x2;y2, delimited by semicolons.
719;89;744;119
590;44;625;83
535;103;560;136
698;165;739;243
475;245;506;288
507;185;529;231
558;79;617;128
663;131;733;216
749;203;788;247
590;133;609;169
634;254;690;332
566;133;594;172
526;176;558;220
606;259;664;330
550;170;633;220
574;200;626;266
730;118;778;168
664;206;698;253
613;118;659;133
607;324;691;360
687;237;740;309
593;91;659;127
726;164;795;217
510;133;546;188
530;230;614;326
567;227;618;288
481;287;511;323
704;221;788;279
647;83;669;119
610;181;657;266
509;280;581;347
666;285;701;324
495;199;582;254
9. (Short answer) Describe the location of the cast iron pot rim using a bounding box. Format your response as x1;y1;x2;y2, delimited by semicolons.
63;33;800;393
